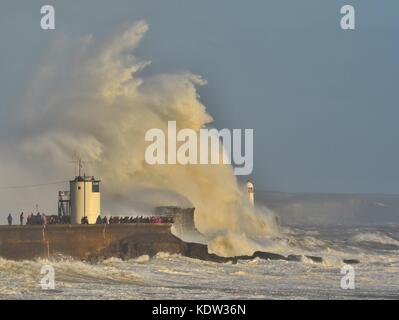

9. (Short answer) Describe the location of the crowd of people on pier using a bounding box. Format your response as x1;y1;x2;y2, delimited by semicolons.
5;212;173;226
5;212;71;226
91;215;174;225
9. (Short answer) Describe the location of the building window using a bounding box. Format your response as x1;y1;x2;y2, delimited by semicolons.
92;182;100;193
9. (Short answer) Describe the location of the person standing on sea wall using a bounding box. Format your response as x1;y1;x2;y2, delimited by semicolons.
20;212;24;226
41;213;47;225
7;213;12;226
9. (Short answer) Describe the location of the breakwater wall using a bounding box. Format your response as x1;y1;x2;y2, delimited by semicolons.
0;224;184;261
0;224;348;265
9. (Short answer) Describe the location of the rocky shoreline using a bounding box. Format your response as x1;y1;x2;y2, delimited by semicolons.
88;234;360;265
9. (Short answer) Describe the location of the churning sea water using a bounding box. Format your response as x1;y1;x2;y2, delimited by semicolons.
0;225;398;300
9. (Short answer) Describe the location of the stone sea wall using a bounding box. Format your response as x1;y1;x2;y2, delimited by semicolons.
0;224;183;260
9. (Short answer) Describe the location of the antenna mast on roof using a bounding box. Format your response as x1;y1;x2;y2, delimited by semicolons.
78;159;83;177
70;154;92;178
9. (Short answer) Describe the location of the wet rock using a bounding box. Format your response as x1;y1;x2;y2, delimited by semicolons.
233;255;254;261
287;254;303;262
252;251;288;261
183;242;233;263
343;259;360;264
305;255;323;263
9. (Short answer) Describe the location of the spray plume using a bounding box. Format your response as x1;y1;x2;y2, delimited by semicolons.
10;21;278;256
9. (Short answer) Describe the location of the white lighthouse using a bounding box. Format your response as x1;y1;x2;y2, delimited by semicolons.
70;175;101;224
246;180;255;206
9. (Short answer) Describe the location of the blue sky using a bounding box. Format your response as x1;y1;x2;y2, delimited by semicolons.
1;0;399;194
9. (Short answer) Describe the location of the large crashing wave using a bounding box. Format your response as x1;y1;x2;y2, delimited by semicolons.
10;21;279;256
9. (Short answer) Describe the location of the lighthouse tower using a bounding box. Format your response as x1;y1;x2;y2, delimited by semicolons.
70;175;101;224
246;180;255;206
68;159;101;224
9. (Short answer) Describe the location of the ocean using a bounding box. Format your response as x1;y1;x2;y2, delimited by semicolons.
0;225;398;300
